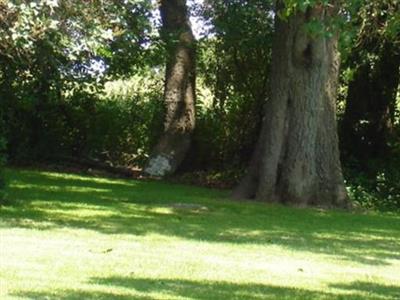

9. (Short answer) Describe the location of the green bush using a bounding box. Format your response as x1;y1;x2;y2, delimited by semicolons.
4;71;164;168
345;158;400;211
93;72;164;166
0;104;6;201
188;91;261;171
0;135;6;204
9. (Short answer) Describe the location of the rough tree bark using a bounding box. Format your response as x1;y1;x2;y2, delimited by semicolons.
144;0;196;176
233;1;349;207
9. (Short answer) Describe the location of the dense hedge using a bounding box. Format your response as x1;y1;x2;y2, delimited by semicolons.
0;118;6;203
3;73;164;168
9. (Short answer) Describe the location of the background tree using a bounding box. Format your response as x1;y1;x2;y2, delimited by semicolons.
234;0;349;207
144;0;196;176
340;0;400;163
0;0;398;210
0;0;154;163
186;0;274;171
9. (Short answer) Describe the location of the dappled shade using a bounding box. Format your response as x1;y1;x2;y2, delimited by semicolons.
2;170;400;266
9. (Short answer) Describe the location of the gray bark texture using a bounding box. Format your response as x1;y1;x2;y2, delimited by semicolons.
233;1;349;208
144;0;196;177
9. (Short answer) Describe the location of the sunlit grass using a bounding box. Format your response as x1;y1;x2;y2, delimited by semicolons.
1;168;399;299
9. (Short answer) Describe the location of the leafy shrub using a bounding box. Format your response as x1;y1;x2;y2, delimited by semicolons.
187;90;261;171
345;158;400;211
4;71;164;168
0;132;6;204
91;72;164;166
0;0;156;168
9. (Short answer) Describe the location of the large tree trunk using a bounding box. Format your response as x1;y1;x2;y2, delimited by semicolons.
234;2;348;208
340;41;400;161
144;0;196;176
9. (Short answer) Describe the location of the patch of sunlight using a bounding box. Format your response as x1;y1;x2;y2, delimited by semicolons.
37;170;137;186
31;201;118;211
65;186;111;193
2;168;399;300
33;207;115;218
313;231;399;242
2;227;399;299
10;183;111;194
220;229;268;238
147;206;175;215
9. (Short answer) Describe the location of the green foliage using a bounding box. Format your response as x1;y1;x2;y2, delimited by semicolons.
340;0;400;63
0;102;6;203
0;0;399;212
0;0;153;74
345;158;400;212
336;0;400;212
0;131;6;203
0;0;157;166
338;0;400;73
98;72;164;166
4;70;163;167
189;0;274;170
279;0;331;19
338;0;400;164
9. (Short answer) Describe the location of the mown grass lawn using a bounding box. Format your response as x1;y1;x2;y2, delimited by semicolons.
0;168;399;299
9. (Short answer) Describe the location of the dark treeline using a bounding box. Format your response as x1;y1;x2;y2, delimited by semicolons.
0;0;399;210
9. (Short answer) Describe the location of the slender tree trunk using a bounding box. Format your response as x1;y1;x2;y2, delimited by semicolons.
144;0;196;176
341;41;400;161
234;2;348;208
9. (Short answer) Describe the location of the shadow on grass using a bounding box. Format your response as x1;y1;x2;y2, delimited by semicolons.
14;277;399;300
13;290;153;300
2;169;400;266
329;281;400;299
